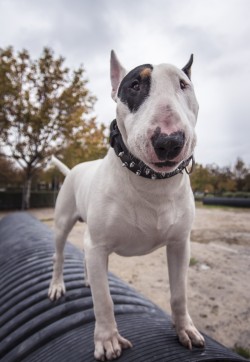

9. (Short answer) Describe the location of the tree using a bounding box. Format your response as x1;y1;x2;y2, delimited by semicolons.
0;46;97;208
205;164;237;194
190;163;213;193
0;152;22;188
190;162;237;194
60;118;108;168
232;158;248;191
242;172;250;192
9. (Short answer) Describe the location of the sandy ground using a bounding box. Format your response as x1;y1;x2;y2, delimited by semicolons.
1;204;250;351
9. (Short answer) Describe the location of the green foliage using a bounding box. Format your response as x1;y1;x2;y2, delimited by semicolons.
59;118;108;168
0;46;96;171
0;152;23;188
222;192;235;198
191;158;250;194
0;46;104;208
233;344;250;359
189;257;198;266
233;157;249;191
222;191;250;198
234;191;250;198
190;164;213;193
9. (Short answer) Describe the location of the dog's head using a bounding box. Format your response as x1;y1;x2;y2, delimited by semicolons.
110;50;198;173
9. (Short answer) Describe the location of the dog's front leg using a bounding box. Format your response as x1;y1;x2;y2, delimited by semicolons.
167;240;205;349
85;232;132;360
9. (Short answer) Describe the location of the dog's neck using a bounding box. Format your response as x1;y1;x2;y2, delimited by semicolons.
109;119;194;180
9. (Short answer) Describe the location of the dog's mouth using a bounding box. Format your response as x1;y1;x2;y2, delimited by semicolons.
145;157;180;172
152;160;178;168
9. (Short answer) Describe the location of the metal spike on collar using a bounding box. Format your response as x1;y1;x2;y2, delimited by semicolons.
130;161;135;168
118;151;124;157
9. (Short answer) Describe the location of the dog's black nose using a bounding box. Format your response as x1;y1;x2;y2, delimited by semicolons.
151;128;185;160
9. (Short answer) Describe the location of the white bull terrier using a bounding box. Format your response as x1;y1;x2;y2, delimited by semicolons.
48;50;205;360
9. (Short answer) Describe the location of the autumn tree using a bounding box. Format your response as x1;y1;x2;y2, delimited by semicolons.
60;118;108;169
242;173;250;192
0;151;22;188
207;164;236;193
232;157;248;191
190;163;213;193
190;163;237;194
0;46;100;208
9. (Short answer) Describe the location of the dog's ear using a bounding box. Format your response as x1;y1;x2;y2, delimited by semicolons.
182;54;193;79
110;50;127;101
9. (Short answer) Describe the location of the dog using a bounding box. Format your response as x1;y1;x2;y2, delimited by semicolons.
48;50;205;361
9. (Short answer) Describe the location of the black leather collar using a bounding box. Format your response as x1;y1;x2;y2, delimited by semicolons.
109;119;194;180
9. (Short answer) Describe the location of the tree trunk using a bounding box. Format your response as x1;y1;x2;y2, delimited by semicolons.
22;175;32;210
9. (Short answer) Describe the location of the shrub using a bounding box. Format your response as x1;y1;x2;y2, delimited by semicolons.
0;191;59;210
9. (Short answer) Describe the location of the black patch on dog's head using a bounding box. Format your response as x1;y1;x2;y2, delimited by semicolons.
118;64;153;112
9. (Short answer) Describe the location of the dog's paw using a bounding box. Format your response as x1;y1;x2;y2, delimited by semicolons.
177;325;205;349
84;277;90;288
174;316;205;349
83;274;90;288
94;327;132;361
48;279;66;301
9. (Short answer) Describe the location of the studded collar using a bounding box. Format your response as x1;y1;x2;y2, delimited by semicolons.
109;119;194;180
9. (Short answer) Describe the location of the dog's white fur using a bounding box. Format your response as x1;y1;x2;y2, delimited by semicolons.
48;51;205;361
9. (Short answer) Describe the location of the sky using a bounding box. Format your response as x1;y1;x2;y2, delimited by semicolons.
0;0;249;167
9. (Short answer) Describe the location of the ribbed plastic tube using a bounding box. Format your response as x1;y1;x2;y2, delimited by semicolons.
203;197;250;207
0;212;247;362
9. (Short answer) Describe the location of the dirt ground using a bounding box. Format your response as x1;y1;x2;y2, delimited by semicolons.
1;204;250;351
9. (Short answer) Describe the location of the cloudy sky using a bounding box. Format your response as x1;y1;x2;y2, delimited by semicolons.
0;0;249;167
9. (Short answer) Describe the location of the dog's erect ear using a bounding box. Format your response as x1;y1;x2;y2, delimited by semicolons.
182;54;193;79
110;50;127;101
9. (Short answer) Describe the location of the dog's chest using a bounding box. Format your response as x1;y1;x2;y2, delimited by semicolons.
104;196;177;256
86;157;193;257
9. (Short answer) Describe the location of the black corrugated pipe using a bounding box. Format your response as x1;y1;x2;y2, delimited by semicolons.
0;212;247;362
203;197;250;208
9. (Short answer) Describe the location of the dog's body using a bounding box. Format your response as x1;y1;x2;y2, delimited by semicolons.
48;51;205;360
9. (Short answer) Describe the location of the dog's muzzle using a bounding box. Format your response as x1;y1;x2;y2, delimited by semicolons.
109;119;194;180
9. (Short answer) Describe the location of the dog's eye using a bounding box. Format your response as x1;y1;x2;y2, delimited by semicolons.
131;80;140;91
180;80;187;90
